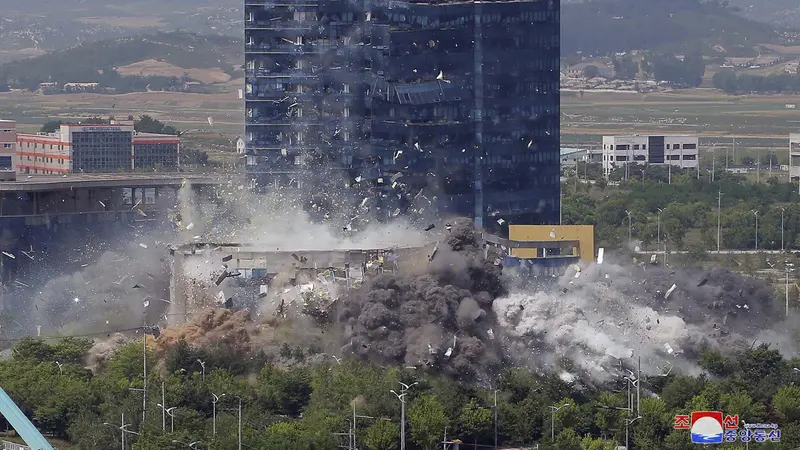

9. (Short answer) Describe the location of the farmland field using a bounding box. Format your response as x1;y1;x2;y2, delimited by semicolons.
561;88;800;150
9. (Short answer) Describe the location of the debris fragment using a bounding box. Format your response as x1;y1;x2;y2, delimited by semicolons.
138;243;148;249
664;284;677;299
1;252;14;259
424;224;436;231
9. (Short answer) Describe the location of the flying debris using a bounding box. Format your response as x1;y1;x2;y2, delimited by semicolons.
664;284;677;299
424;224;436;231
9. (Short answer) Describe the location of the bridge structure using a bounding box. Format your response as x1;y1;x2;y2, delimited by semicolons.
0;173;231;287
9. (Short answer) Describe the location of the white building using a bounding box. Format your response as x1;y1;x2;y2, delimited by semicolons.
0;120;16;171
601;134;699;177
789;134;800;180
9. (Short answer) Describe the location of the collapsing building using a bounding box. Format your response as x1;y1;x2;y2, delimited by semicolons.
244;0;560;229
167;242;436;326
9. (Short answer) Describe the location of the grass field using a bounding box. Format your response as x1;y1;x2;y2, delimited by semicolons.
0;90;243;134
562;88;800;150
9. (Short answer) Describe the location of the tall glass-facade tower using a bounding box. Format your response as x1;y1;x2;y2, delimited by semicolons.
244;0;560;229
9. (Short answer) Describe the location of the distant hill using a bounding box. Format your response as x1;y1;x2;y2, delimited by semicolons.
726;0;800;28
562;0;781;55
0;0;241;53
0;31;243;92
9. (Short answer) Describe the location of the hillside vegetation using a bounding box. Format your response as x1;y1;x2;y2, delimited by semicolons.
0;0;241;52
562;0;781;55
0;32;243;92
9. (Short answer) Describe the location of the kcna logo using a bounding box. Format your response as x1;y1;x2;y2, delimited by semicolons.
674;411;781;444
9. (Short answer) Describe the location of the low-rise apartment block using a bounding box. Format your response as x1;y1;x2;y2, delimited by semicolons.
16;120;180;174
0;120;16;171
601;134;699;177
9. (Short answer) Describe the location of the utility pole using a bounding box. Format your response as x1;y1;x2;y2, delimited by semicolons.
625;416;641;450
549;403;570;441
162;382;166;431
625;210;632;245
717;190;722;253
142;326;147;424
212;393;225;436
636;356;641;415
657;208;663;247
781;208;786;252
237;397;242;450
751;209;759;250
493;389;498;450
391;382;418;450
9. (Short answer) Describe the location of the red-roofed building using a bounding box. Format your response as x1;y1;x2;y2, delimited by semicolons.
16;120;180;174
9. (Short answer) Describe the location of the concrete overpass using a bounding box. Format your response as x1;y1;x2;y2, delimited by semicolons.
0;173;232;288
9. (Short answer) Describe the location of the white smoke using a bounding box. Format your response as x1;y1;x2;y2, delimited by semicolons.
494;259;786;382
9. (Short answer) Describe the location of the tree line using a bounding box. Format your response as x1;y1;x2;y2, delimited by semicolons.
561;166;800;252
4;333;800;450
712;71;800;94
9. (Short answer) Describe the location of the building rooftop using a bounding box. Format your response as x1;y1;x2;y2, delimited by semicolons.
0;173;225;192
560;147;585;156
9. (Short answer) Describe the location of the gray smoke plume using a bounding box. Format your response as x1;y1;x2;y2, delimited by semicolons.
338;220;507;379
494;259;791;382
28;237;171;336
336;222;795;383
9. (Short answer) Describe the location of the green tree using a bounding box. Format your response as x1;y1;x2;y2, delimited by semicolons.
408;394;448;450
555;427;582;450
459;398;492;447
583;65;600;79
772;385;800;422
363;418;399;450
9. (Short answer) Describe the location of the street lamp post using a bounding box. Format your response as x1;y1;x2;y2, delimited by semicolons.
717;190;722;253
157;403;176;432
781;208;786;252
236;396;243;450
104;412;140;450
625;416;642;450
212;393;226;436
549;403;571;440
751;210;760;250
196;359;206;382
787;263;795;318
390;382;418;450
625;210;632;245
172;440;202;449
657;208;663;247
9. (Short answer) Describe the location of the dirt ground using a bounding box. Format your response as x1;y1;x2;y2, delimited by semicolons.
115;59;232;84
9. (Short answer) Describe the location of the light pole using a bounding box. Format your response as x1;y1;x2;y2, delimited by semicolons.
625;210;632;245
625;416;642;450
172;440;202;449
104;413;139;450
493;389;498;450
751;209;760;250
236;396;242;450
166;407;177;432
161;381;166;431
781;207;786;252
157;403;176;432
390;381;418;450
196;359;206;382
549;403;570;440
717;190;722;253
656;208;663;247
212;393;226;436
787;262;794;318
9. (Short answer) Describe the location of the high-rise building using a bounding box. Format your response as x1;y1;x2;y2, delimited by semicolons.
244;0;560;228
